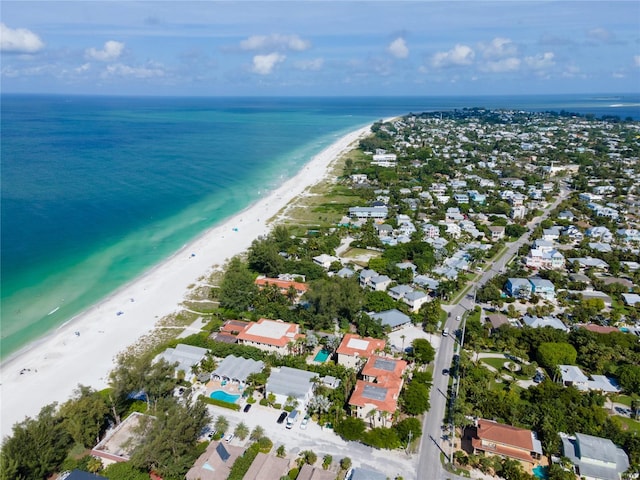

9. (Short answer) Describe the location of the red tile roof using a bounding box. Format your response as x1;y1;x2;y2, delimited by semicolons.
472;419;539;463
255;277;308;294
336;333;386;358
236;318;303;348
361;355;407;386
582;323;618;334
348;379;400;413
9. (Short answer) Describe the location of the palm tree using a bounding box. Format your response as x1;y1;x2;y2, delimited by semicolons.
234;421;249;440
250;425;264;441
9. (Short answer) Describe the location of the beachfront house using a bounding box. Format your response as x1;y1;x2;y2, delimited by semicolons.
254;276;308;303
265;366;318;410
91;412;154;467
210;355;264;387
236;318;304;355
154;343;208;379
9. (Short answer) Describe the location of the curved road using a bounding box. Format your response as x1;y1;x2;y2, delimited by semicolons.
416;185;570;480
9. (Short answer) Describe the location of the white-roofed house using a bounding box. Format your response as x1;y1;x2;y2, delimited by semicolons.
403;290;430;312
522;315;568;332
154;343;209;379
265;366;318;410
369;309;412;330
560;432;629;480
313;254;340;269
211;355;265;387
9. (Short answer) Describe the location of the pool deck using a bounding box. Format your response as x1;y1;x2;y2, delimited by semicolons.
206;379;243;397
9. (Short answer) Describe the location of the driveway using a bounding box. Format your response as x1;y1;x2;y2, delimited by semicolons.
203;402;418;478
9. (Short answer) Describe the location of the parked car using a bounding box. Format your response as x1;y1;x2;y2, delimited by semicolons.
277;412;288;424
243;403;252;413
224;433;234;443
300;416;309;430
442;368;449;375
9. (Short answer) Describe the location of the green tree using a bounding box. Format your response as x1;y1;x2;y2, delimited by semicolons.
297;450;318;468
401;382;431;415
234;422;249;440
340;456;352;470
536;342;577;370
218;257;257;311
248;237;284;277
276;444;286;457
60;384;109;447
250;425;265;441
411;338;435;364
322;454;333;470
102;461;150;480
129;396;210;479
334;416;365;441
617;364;640;394
365;290;398;312
214;415;229;434
394;417;422;445
0;403;72;480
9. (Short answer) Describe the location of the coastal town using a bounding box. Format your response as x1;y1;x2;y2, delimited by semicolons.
2;109;640;480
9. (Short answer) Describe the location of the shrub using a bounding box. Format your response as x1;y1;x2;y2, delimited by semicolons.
259;398;268;406
201;397;241;411
273;403;282;410
257;436;273;453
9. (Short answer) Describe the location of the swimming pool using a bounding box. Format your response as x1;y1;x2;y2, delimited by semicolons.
532;465;548;479
210;390;240;403
314;349;331;362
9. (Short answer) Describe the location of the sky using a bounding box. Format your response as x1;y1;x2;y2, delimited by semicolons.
1;1;639;96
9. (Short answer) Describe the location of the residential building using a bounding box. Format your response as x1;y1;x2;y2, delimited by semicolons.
243;453;290;480
265;366;318;409
211;355;264;387
349;206;388;219
525;248;565;270
471;419;543;464
422;223;440;238
388;285;414;301
297;464;335;480
186;441;246;480
522;315;567;331
560;432;629;480
91;412;153;466
528;277;556;300
505;278;532;299
488;226;505;242
236;318;304;354
336;333;386;369
359;269;378;288
312;254;339;269
558;365;620;393
369;274;392;291
402;290;430;312
254;276;308;302
154;343;208;378
511;205;527;220
568;257;610;271
349;468;387;480
369;308;412;329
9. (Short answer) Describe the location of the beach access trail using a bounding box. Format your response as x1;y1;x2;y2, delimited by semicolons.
0;122;374;439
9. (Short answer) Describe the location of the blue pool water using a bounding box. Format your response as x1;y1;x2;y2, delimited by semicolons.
532;465;548;479
314;349;331;362
210;390;240;403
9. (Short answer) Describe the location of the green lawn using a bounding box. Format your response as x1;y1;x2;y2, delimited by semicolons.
481;356;509;371
613;394;633;407
613;416;640;434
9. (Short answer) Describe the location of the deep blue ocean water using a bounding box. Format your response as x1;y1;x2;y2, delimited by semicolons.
1;94;639;359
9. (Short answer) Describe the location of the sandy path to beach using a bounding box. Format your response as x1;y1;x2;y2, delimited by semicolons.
0;123;373;439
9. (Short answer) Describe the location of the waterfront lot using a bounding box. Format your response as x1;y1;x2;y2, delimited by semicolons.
203;402;418;478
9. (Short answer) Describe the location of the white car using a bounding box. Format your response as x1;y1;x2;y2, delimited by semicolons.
224;433;234;443
300;416;309;430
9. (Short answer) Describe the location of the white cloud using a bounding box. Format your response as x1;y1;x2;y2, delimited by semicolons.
86;41;125;62
479;37;517;59
525;52;555;70
251;52;285;75
634;55;640;68
480;57;521;73
388;37;409;59
432;44;475;68
75;63;91;73
587;27;613;42
240;34;309;52
103;62;164;78
0;23;44;53
294;58;324;71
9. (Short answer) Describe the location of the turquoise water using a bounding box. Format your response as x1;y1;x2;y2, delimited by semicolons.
532;466;548;479
314;349;331;362
2;94;638;360
210;390;240;403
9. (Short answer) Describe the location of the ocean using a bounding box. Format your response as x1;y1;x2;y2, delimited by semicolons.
1;94;639;360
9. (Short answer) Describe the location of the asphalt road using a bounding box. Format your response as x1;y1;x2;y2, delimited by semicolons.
415;186;569;480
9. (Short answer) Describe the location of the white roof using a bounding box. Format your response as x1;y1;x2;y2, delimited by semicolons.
347;338;370;351
244;320;290;339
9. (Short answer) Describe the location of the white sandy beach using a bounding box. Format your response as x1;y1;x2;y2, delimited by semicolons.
0;123;374;440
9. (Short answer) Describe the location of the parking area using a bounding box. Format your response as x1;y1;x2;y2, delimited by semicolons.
388;324;440;353
203;402;418;478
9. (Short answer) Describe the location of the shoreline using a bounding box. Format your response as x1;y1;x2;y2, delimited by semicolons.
0;121;375;439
